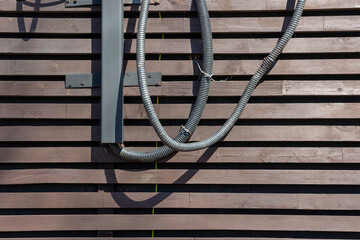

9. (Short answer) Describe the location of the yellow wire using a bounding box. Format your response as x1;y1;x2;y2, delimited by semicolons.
153;13;163;238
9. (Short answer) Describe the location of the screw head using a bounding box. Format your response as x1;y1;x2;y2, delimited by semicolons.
148;74;152;78
155;81;161;86
81;81;85;86
68;83;72;87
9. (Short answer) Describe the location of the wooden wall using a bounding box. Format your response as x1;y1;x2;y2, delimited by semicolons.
1;0;360;238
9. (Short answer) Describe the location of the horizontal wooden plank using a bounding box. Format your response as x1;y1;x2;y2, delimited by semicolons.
1;192;360;210
1;16;359;34
3;59;360;76
2;0;360;12
2;147;358;163
2;103;360;119
0;81;102;97
1;169;360;185
1;80;358;97
5;38;360;54
0;239;352;240
1;125;359;142
1;214;360;232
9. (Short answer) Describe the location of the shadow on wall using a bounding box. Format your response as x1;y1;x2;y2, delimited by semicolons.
16;0;64;41
262;0;297;80
91;0;300;209
103;145;219;208
94;0;219;209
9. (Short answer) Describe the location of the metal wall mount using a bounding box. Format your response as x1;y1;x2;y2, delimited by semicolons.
65;0;160;7
65;0;161;144
65;72;162;88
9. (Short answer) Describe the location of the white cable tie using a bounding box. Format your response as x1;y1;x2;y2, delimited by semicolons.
181;125;191;135
194;60;214;81
194;60;230;82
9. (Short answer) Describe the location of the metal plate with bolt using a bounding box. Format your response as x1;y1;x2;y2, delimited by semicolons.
65;0;160;7
65;72;162;88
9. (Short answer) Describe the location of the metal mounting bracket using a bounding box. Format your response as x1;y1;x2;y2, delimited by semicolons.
65;72;162;88
65;0;161;144
65;0;160;7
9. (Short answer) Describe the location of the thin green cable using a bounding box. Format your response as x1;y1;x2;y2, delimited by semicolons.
152;12;163;238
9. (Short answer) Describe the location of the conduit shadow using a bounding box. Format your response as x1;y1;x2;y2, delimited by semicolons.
281;0;297;38
16;0;64;41
117;4;140;142
102;0;220;208
93;1;225;209
263;0;297;76
104;145;219;208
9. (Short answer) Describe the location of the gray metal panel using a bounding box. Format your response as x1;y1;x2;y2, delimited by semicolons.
101;0;124;144
65;72;161;88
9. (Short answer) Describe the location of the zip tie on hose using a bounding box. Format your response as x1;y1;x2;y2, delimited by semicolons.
261;56;276;69
180;125;192;136
194;60;214;81
195;60;231;82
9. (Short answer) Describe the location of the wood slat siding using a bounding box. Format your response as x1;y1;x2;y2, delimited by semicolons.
2;214;360;232
1;0;360;238
0;239;353;240
1;147;359;163
4;59;360;75
2;0;360;11
4;38;360;54
2;192;360;210
2;16;360;34
2;103;360;119
2;81;359;97
1;125;360;142
1;169;360;185
1;80;359;97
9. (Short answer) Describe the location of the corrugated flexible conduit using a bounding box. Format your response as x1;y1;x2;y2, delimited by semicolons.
110;0;306;161
109;0;213;161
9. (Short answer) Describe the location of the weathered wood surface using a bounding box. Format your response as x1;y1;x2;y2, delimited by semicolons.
1;147;358;163
1;0;359;12
0;239;352;240
1;16;360;34
1;103;360;119
3;59;360;76
1;169;360;185
1;192;360;210
4;38;360;54
1;125;359;142
2;0;360;238
2;80;359;97
1;214;360;232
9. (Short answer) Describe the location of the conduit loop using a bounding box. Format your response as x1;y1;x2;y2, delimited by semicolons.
110;0;306;161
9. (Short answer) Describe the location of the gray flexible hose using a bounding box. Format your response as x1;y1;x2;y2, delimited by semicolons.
136;0;306;151
109;0;213;161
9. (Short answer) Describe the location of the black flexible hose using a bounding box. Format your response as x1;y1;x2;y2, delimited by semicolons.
134;0;306;151
109;0;213;161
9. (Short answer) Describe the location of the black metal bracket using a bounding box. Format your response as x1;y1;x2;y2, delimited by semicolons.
65;72;162;88
65;0;160;7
